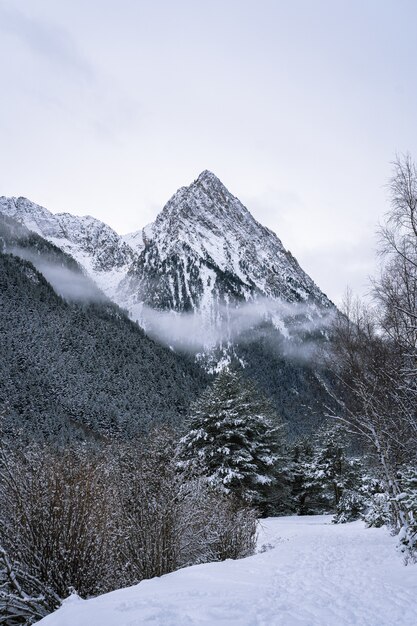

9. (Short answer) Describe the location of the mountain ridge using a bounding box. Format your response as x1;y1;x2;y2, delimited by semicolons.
1;172;332;313
0;196;135;297
0;174;338;434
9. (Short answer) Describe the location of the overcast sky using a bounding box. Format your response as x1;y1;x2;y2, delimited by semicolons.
1;0;417;304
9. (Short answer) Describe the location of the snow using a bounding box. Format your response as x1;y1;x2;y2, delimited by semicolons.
122;228;145;253
1;174;332;354
145;170;326;307
0;196;136;301
38;515;417;626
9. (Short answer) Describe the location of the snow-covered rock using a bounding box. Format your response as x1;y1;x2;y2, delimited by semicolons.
0;196;135;298
0;172;334;352
120;170;332;313
37;515;417;626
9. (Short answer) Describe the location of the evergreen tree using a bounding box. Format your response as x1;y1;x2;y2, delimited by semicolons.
290;423;364;518
288;438;319;515
177;369;284;513
397;467;417;561
308;423;362;510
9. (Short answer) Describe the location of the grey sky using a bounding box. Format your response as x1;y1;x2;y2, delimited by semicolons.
1;0;417;304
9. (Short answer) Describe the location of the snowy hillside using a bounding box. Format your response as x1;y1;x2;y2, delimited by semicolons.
0;196;135;297
37;515;417;626
0;175;338;431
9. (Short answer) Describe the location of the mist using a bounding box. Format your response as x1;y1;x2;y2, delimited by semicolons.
12;247;105;302
137;297;335;361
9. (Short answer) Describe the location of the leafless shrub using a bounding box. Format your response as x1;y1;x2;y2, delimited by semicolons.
0;440;115;624
0;427;258;624
112;428;258;585
180;484;258;565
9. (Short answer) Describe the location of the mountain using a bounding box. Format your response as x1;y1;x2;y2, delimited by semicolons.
0;196;135;297
1;173;332;320
122;170;331;314
116;173;337;433
0;214;207;442
0;173;337;434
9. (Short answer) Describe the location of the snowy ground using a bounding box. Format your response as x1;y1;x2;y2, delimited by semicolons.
38;515;417;626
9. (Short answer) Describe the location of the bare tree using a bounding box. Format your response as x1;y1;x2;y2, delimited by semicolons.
113;428;258;585
376;155;417;428
0;545;60;625
328;156;417;559
330;296;413;524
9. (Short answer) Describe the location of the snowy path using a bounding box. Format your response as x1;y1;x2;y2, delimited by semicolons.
39;515;417;626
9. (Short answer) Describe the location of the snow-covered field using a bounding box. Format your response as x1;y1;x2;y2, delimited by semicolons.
38;515;417;626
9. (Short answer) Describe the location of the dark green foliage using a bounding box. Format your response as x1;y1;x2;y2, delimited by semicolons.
289;423;365;518
177;368;284;513
234;328;338;437
0;216;207;442
334;489;365;524
288;438;318;515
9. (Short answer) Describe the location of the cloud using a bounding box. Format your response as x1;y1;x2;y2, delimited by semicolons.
11;247;105;302
136;297;335;360
0;2;93;80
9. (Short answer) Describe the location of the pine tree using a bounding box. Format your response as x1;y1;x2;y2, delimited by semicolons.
288;438;319;515
177;368;283;512
290;423;365;518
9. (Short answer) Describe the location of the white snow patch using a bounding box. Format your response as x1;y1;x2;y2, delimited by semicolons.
38;515;417;626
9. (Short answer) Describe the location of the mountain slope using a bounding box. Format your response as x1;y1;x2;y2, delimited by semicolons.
0;174;337;434
0;196;135;297
0;215;207;442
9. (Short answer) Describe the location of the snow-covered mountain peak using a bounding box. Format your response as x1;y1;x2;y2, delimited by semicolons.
150;171;281;270
158;170;251;226
120;172;332;328
195;169;230;193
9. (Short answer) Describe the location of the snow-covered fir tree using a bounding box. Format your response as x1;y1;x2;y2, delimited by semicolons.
289;422;365;519
310;423;363;510
177;368;284;513
288;437;318;515
397;467;417;561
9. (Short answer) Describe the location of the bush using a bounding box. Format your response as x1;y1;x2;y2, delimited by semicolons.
1;446;114;596
1;430;258;624
114;430;258;584
363;492;392;528
180;484;258;565
0;547;61;625
112;429;186;584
